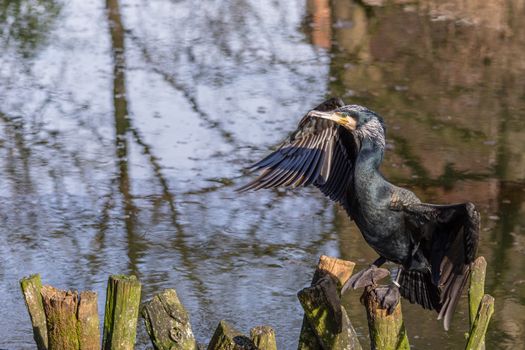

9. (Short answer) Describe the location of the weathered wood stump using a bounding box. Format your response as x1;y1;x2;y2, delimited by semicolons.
102;275;142;350
141;288;198;350
466;256;494;350
41;286;80;350
207;320;256;350
20;274;48;350
466;294;494;350
468;257;487;350
297;255;361;350
40;286;101;350
250;326;277;350
78;291;102;350
362;286;409;350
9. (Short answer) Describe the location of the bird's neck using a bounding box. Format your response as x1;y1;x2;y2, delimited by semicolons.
352;137;388;212
355;137;384;176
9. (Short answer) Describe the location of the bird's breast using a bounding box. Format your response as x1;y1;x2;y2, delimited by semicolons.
352;203;411;264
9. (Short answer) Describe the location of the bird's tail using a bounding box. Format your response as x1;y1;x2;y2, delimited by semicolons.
400;202;480;330
398;262;471;331
436;245;472;330
398;269;440;311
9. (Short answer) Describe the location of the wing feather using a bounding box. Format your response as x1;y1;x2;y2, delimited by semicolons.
400;202;480;330
237;98;359;212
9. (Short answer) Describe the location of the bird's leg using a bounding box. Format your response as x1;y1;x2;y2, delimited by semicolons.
342;256;389;294
376;266;402;314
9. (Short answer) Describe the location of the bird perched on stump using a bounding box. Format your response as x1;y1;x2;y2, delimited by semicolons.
238;98;480;330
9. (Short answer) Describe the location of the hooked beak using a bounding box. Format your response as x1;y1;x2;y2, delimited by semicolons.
308;110;357;130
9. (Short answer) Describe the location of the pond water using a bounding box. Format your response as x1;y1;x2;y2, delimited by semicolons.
1;0;524;348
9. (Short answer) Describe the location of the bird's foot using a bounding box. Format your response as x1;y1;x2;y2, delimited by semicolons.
375;284;401;315
342;265;390;294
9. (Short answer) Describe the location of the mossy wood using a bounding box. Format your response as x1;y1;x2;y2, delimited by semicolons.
40;286;101;350
468;257;487;350
102;275;142;350
298;268;362;350
466;294;494;350
20;274;48;350
250;326;277;350
207;320;256;350
141;289;198;350
363;286;409;350
297;255;357;350
78;291;101;350
41;286;80;350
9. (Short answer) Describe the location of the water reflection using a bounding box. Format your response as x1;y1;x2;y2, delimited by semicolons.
0;0;523;349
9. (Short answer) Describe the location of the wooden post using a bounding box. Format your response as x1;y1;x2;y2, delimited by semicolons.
468;257;487;349
362;286;409;350
466;295;494;350
40;286;80;350
102;275;142;350
297;255;361;350
78;291;101;350
250;326;277;350
141;289;198;350
40;286;101;350
207;320;256;350
20;274;48;350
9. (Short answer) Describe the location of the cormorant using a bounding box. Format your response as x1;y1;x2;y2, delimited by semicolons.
238;98;480;330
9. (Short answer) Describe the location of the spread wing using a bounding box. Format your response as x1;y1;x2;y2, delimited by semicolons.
400;202;480;330
237;98;359;213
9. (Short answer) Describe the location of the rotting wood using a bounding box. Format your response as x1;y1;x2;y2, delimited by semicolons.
78;291;101;350
207;320;256;350
20;274;48;350
102;274;142;350
40;286;80;350
298;267;362;350
466;294;494;350
250;326;277;350
362;286;409;350
468;257;487;350
141;288;198;350
297;255;357;350
298;276;362;350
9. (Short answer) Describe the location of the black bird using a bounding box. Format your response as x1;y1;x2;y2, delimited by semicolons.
238;98;480;330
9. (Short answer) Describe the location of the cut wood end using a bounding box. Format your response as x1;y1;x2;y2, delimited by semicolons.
250;325;277;350
41;285;78;301
20;274;41;284
250;325;275;336
363;286;403;319
481;294;495;310
157;288;180;304
78;291;98;315
318;255;356;286
109;274;141;285
472;256;487;269
80;290;97;299
208;320;256;350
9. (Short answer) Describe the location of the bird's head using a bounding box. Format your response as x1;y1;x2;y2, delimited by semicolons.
308;104;386;149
